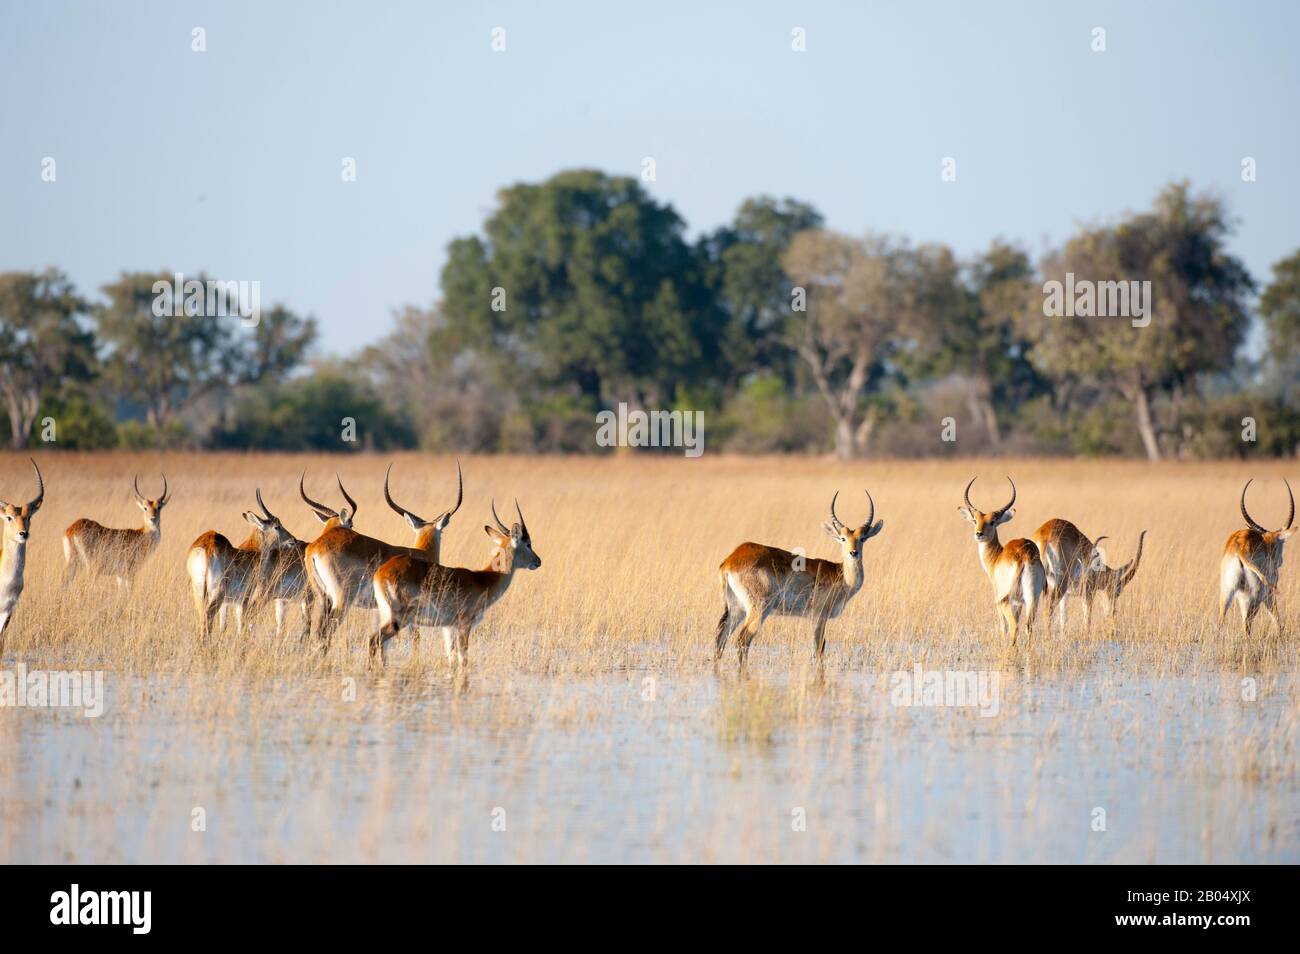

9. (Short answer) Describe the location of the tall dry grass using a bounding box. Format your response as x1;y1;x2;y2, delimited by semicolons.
2;451;1295;676
0;452;1296;863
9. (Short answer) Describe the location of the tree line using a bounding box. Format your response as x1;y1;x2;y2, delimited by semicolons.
2;171;1297;459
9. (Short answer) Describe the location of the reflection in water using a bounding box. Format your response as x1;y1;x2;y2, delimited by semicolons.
1;650;1295;863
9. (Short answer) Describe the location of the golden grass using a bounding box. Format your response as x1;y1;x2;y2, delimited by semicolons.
0;451;1295;863
2;451;1295;674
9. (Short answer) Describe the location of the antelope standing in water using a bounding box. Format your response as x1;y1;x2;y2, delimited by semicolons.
304;462;462;648
186;489;300;639
1031;519;1147;628
715;490;884;666
958;477;1044;646
0;459;45;652
1220;479;1294;636
63;475;170;591
371;500;541;668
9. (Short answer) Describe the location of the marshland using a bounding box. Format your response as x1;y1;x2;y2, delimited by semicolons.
1;452;1295;863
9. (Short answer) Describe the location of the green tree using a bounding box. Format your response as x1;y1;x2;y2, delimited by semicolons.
439;169;721;425
908;241;1041;449
96;273;315;439
245;304;317;379
1029;183;1254;460
0;269;95;448
215;361;413;451
1258;248;1300;407
703;196;823;387
97;271;238;432
782;231;916;458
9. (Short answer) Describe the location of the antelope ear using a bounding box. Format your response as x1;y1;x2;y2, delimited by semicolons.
957;507;975;523
485;525;509;545
242;511;262;528
995;508;1015;526
822;521;841;539
402;512;424;532
1278;527;1296;542
311;509;331;524
865;519;884;539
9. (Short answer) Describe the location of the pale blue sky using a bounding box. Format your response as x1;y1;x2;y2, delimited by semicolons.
2;0;1297;354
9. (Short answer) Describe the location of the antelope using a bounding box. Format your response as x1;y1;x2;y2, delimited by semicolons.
1077;531;1146;625
1220;478;1294;636
305;462;462;648
296;472;357;534
0;459;45;652
186;489;300;639
371;499;541;668
715;490;884;666
1031;519;1147;628
63;475;170;591
255;495;318;641
958;477;1045;646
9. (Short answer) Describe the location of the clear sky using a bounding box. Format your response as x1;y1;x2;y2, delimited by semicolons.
3;0;1297;355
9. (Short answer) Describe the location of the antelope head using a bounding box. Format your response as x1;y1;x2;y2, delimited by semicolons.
485;499;541;571
821;489;884;562
0;459;44;547
243;488;298;550
958;476;1017;544
384;460;463;534
299;472;355;528
1240;478;1296;563
133;473;170;532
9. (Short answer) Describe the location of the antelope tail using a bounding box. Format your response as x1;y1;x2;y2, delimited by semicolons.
186;547;210;614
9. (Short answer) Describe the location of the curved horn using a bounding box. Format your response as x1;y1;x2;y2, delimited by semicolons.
133;475;146;503
1120;530;1147;586
993;476;1016;518
1285;479;1295;531
432;459;465;525
383;463;415;521
490;499;510;534
829;491;846;532
1240;480;1265;533
255;487;274;520
448;460;464;517
159;473;169;503
299;472;337;519
963;476;977;511
514;498;529;538
862;489;875;531
28;458;44;509
335;474;358;517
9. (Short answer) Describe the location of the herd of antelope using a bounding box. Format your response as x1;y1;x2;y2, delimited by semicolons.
0;459;539;668
0;459;1295;666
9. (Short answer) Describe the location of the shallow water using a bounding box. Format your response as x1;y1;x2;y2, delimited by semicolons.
1;648;1296;863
